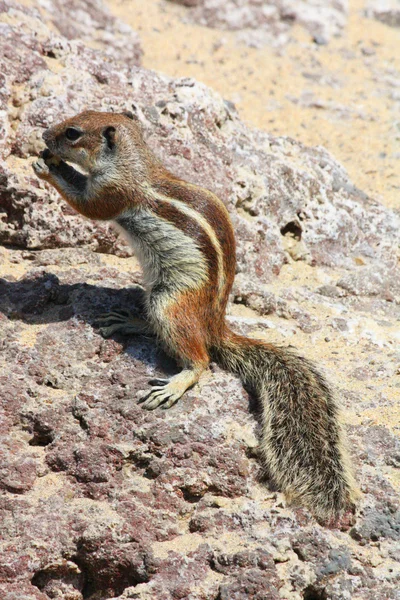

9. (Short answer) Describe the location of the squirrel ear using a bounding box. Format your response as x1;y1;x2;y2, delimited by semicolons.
103;126;116;150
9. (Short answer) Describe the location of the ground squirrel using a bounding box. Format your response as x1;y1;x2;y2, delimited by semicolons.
33;110;357;521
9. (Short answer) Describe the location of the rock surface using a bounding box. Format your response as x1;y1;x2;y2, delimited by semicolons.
37;0;142;66
168;0;349;45
366;0;400;27
0;1;399;599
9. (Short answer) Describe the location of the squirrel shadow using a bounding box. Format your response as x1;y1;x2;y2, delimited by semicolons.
0;269;261;414
0;271;178;378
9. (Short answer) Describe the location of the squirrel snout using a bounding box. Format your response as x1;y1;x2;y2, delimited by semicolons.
42;128;57;154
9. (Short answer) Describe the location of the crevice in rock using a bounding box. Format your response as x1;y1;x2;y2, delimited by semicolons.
71;406;90;432
28;421;55;447
292;546;306;562
180;487;203;503
143;464;161;479
42;48;57;58
73;412;89;432
29;428;54;447
123;452;161;479
124;452;151;469
71;540;151;600
44;379;58;389
31;561;85;598
72;558;138;599
303;584;328;600
280;221;302;240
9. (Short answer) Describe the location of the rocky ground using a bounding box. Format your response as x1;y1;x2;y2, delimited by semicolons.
0;0;399;599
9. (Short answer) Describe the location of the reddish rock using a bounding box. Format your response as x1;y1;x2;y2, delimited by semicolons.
0;2;399;599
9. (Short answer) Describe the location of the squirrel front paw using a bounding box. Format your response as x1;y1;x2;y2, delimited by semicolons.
41;148;62;167
32;149;61;180
32;157;51;180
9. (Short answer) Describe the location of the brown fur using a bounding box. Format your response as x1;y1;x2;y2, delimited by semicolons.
59;180;135;221
153;178;236;301
153;200;220;295
44;111;148;161
166;292;211;366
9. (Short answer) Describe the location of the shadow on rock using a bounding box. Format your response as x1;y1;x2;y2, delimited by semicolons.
0;270;178;378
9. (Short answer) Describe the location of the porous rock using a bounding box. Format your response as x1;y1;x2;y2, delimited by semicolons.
38;0;142;66
168;0;349;45
1;1;400;599
366;0;400;27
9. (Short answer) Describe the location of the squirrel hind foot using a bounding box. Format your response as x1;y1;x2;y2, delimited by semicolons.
138;368;202;410
96;310;150;337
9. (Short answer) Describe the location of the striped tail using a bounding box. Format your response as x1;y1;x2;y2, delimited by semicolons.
213;329;358;521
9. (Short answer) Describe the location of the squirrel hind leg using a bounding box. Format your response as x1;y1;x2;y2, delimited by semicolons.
139;364;206;410
140;289;211;410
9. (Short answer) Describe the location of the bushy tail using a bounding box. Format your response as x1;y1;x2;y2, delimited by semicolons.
213;329;357;521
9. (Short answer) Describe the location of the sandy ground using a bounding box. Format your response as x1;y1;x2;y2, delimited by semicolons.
108;0;400;210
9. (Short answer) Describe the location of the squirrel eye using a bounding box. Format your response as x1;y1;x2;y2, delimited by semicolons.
65;127;81;141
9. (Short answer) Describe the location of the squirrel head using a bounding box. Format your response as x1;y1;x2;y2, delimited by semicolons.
42;110;150;179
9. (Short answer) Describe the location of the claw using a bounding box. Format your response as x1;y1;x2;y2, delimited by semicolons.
137;370;197;411
41;148;62;166
96;312;115;321
115;309;131;317
161;393;181;409
95;310;149;337
148;378;169;386
98;324;120;338
137;386;166;405
142;397;172;411
138;366;204;411
96;310;131;324
32;158;50;178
